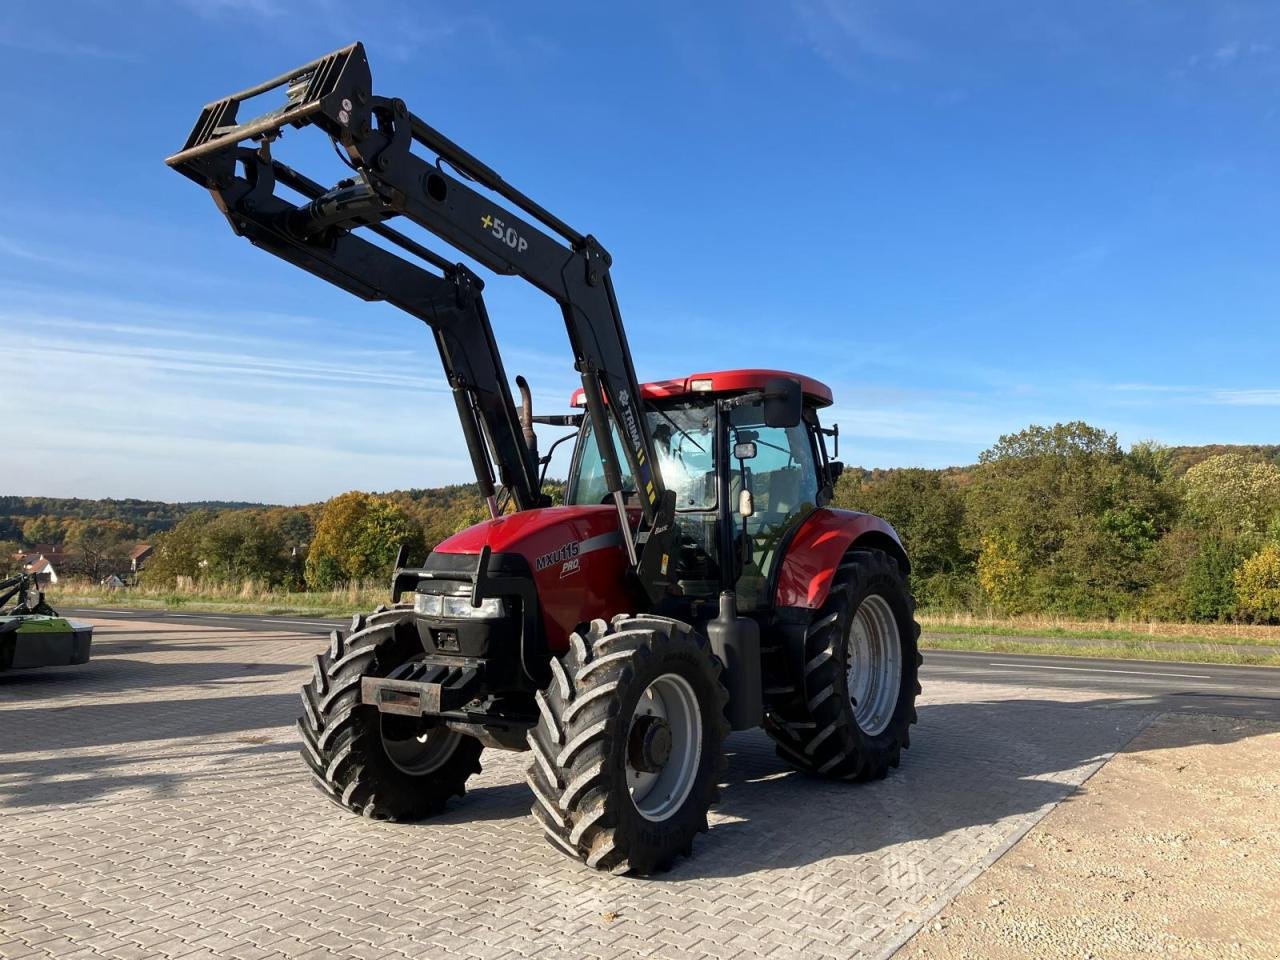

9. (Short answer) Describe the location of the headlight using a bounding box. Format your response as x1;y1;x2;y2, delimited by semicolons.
414;591;505;619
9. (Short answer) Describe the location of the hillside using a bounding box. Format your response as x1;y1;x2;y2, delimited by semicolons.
0;496;269;543
6;443;1278;546
1;483;531;550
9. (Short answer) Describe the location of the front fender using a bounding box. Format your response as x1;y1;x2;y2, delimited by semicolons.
774;508;909;610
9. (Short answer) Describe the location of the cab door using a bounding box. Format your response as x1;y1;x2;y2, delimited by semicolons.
726;402;821;609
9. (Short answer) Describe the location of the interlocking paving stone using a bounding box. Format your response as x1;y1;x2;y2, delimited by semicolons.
0;619;1151;960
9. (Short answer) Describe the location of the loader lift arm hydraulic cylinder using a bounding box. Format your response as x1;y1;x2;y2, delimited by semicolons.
166;42;676;599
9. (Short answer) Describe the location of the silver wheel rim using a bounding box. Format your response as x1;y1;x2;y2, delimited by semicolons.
626;672;703;822
846;594;903;737
381;720;460;776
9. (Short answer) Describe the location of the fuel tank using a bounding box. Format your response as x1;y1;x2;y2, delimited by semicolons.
431;506;634;652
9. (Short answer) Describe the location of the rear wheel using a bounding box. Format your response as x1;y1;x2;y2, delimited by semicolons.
298;605;483;820
525;615;729;875
763;549;921;781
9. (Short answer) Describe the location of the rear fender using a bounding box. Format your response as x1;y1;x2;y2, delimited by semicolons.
774;508;910;610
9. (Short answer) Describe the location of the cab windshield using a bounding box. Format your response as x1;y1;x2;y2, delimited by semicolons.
568;401;716;511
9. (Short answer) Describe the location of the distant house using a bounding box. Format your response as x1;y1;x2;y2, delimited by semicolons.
21;555;58;586
30;544;68;568
130;544;154;574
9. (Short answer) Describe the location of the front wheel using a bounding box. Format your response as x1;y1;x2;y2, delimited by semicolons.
764;548;921;781
297;606;483;820
525;615;730;875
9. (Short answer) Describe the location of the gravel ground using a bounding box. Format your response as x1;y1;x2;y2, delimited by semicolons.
897;712;1280;959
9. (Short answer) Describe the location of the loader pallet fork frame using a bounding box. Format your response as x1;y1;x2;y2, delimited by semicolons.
167;41;675;600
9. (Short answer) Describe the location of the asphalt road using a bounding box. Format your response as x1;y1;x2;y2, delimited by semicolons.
67;606;1280;721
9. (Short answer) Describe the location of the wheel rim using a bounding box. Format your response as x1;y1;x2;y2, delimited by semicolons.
381;718;460;776
626;672;703;822
846;594;903;737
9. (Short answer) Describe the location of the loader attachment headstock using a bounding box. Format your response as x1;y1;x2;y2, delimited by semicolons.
167;41;676;601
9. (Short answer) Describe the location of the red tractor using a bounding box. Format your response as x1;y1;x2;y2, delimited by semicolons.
169;43;921;875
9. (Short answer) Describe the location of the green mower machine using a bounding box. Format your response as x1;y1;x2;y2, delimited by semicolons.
0;574;93;673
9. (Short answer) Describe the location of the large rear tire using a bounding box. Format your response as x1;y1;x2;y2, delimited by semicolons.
525;615;730;875
298;606;483;820
763;549;921;781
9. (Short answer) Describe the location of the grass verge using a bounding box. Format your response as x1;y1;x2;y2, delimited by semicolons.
920;635;1280;667
47;583;386;619
43;583;1280;666
919;612;1280;647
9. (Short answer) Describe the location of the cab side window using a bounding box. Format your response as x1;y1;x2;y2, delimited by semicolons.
729;403;820;608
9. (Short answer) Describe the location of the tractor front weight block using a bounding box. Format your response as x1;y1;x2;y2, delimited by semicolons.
360;660;482;718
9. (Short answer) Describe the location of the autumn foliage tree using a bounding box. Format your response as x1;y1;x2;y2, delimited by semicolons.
1182;454;1280;536
305;492;425;589
1236;544;1280;623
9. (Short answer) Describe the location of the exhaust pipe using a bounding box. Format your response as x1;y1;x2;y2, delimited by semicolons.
515;375;539;470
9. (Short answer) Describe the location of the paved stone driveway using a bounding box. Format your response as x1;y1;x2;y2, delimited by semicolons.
0;618;1151;960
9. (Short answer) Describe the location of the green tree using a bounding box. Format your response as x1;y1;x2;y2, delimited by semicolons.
144;509;310;589
305;492;425;589
1127;439;1174;485
964;422;1175;616
1181;535;1252;621
143;512;215;586
263;507;314;555
260;507;314;588
835;468;969;576
198;511;294;586
835;467;975;607
1141;453;1280;622
21;515;66;545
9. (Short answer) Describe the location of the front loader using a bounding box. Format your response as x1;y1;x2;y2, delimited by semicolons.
168;43;921;874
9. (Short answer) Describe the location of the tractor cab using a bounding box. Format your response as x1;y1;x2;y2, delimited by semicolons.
566;370;842;613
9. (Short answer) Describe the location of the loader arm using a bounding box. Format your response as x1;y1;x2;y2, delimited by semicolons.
166;42;676;599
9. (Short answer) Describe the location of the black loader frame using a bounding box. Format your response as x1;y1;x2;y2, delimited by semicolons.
166;42;676;600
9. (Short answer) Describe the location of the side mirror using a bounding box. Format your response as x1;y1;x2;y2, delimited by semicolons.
733;440;758;461
763;377;802;428
738;488;755;518
828;460;844;483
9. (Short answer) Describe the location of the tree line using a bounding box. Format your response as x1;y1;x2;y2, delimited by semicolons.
0;496;261;543
7;426;1280;622
832;424;1280;623
126;484;560;591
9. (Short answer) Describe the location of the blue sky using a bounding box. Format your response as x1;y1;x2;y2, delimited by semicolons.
1;1;1277;504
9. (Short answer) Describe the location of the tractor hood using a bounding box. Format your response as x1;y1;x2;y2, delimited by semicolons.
433;505;628;557
430;505;635;651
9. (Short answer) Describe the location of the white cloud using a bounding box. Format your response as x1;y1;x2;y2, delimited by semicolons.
0;285;586;501
1103;382;1280;406
1210;389;1280;407
0;29;136;62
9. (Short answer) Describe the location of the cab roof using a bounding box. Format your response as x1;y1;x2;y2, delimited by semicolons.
569;369;833;409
